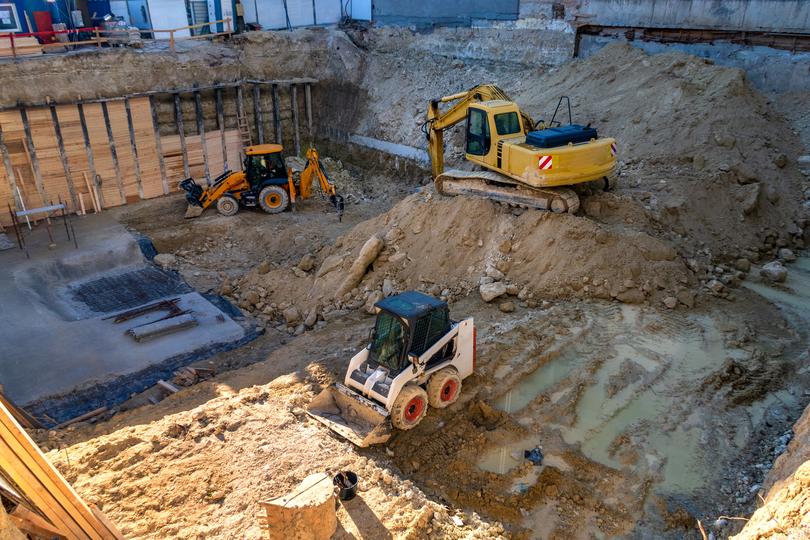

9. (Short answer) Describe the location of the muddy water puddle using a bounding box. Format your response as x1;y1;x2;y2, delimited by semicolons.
480;302;799;495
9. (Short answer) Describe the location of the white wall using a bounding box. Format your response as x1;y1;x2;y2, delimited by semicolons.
148;0;192;36
243;0;342;28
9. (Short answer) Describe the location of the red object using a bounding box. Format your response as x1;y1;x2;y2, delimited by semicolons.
404;396;425;422
440;379;459;402
33;11;55;43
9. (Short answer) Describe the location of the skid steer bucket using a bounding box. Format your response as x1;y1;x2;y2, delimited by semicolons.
306;383;393;447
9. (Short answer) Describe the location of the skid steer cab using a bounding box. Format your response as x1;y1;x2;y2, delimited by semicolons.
180;145;343;218
307;291;475;447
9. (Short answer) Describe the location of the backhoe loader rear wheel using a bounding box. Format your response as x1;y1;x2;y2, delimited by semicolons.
259;186;289;214
391;385;429;430
216;195;239;217
427;367;462;408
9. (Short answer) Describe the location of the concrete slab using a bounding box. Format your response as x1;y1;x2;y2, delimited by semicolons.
0;213;248;408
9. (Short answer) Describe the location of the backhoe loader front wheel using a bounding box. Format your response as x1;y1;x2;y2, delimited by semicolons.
427;367;462;408
391;385;429;430
259;186;289;214
216;195;239;217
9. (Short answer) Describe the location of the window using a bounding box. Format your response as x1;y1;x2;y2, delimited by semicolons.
466;108;491;156
409;308;450;357
369;312;408;371
494;112;521;135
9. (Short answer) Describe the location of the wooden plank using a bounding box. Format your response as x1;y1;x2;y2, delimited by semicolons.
291;84;300;156
215;88;228;171
272;84;281;145
305;82;313;140
9;505;66;538
252;84;264;145
174;94;190;178
150;96;169;195
0;126;21;213
0;386;42;429
128;98;164;199
53;105;92;212
81;103;120;208
0;400;122;539
104;101;137;201
124;98;144;199
48;105;79;209
76;103;103;208
193;91;210;184
19;109;49;205
100;102;127;205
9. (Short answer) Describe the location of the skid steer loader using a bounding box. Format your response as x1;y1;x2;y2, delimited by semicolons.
307;291;476;447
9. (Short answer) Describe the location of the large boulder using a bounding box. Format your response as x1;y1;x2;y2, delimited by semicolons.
260;472;336;540
480;282;507;303
760;261;787;283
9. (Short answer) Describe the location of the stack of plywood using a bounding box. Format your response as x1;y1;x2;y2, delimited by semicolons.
0;36;43;58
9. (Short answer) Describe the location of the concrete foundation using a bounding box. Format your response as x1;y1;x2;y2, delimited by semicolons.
0;213;249;419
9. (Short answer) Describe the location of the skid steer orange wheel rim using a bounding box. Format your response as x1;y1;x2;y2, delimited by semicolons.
440;379;458;402
264;192;283;209
404;396;425;422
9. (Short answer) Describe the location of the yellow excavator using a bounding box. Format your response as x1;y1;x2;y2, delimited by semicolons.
424;85;617;213
181;145;344;219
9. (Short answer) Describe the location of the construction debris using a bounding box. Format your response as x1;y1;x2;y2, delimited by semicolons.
126;313;199;342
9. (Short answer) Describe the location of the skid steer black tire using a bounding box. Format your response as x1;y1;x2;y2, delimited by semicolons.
216;195;239;217
391;385;429;430
259;186;289;214
427;367;462;408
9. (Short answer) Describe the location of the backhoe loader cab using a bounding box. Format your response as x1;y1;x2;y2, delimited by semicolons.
307;291;476;447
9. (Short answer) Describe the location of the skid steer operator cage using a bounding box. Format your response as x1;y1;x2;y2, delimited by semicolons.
368;291;451;374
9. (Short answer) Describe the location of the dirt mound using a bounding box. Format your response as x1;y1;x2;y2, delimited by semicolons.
230;189;692;328
508;43;808;260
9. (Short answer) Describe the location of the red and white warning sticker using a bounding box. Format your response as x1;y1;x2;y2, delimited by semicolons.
610;143;617;156
538;155;553;170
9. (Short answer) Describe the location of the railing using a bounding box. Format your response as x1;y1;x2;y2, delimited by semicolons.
0;17;232;58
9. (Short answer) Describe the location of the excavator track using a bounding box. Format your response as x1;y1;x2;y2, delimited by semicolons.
435;169;581;214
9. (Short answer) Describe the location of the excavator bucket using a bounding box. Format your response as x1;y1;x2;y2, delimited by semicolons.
306;383;393;447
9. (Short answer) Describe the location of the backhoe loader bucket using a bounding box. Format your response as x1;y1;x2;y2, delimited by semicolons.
306;383;392;447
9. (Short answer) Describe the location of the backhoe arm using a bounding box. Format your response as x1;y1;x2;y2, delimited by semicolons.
298;147;344;219
425;84;534;178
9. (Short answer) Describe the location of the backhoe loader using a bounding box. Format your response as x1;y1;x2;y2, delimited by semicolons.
425;85;617;213
180;145;344;219
307;291;475;447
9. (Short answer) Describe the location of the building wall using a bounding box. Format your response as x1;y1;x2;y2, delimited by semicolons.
241;0;342;29
577;0;810;33
147;0;190;36
372;0;519;27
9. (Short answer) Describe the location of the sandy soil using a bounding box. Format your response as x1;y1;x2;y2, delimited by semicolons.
3;24;809;540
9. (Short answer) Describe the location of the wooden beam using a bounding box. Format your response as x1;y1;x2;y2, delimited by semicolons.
100;102;127;205
236;84;248;159
0;400;123;539
305;82;313;141
272;83;281;145
77;102;103;208
194;91;210;184
149;96;169;194
48;105;79;209
291;84;300;156
215;88;228;171
173;94;190;178
0;126;22;210
252;84;264;145
19;108;49;205
124;98;144;199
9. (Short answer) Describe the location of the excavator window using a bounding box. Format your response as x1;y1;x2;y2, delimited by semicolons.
369;311;408;372
494;112;521;135
466;108;491;156
245;152;286;185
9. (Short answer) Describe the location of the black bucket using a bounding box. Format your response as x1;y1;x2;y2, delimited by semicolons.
333;471;358;501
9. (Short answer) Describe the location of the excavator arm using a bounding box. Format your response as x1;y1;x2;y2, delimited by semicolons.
425;84;534;178
296;146;345;220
